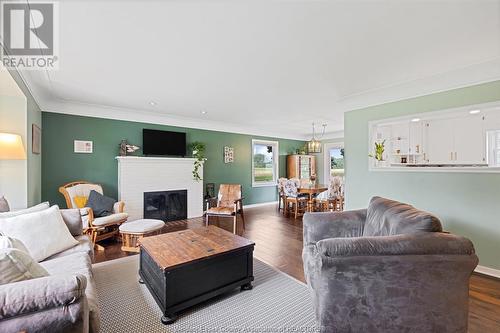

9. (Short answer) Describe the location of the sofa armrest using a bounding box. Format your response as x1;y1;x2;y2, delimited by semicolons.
303;209;367;245
316;232;475;258
113;201;125;214
0;274;87;320
60;208;84;236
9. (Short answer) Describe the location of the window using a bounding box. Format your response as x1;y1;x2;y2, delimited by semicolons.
323;143;344;182
252;140;279;187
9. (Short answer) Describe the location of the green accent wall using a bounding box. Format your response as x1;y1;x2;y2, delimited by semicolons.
42;112;304;207
345;80;500;270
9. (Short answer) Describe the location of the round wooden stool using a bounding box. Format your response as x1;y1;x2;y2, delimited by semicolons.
119;219;165;253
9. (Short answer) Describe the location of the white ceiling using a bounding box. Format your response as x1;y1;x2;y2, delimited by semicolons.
16;0;500;140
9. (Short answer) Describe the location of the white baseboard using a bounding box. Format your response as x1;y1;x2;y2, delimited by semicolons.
243;201;278;209
475;265;500;279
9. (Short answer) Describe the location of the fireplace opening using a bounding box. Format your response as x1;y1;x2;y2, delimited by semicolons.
144;190;187;222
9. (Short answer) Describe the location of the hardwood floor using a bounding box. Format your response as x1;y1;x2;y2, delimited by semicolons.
95;204;500;332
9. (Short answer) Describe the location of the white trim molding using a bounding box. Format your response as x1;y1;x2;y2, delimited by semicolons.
243;201;278;209
475;265;500;279
251;139;279;188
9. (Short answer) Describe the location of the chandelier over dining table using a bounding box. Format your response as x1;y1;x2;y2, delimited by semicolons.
307;123;327;153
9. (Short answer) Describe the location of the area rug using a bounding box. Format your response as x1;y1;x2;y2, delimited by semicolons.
93;255;318;333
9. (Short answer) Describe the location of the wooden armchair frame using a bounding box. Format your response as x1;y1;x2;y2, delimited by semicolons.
59;181;127;250
205;184;245;234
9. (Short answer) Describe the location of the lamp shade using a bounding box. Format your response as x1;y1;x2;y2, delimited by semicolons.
0;133;26;160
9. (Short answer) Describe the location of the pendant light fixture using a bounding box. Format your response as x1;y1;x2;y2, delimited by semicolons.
307;123;327;154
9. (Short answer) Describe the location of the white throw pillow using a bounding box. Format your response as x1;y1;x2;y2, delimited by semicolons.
0;248;49;285
0;202;50;218
0;205;79;262
0;235;29;253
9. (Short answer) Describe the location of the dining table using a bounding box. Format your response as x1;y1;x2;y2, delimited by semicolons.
298;183;328;212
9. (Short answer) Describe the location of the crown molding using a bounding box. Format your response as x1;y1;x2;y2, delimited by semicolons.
42;99;309;141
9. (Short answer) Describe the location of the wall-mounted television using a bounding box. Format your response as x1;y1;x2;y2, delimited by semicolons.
142;129;186;157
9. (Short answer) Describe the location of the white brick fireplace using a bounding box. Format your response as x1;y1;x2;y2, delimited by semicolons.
116;156;203;221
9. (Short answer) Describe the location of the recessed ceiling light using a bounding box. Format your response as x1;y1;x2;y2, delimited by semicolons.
411;118;421;122
200;111;207;115
149;101;157;106
469;109;481;114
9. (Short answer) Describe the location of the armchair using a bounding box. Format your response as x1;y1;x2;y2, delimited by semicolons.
303;196;478;333
205;184;245;234
59;181;128;250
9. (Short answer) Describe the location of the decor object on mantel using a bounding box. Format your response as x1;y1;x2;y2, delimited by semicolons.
224;146;234;163
119;139;140;156
187;141;206;181
307;123;327;153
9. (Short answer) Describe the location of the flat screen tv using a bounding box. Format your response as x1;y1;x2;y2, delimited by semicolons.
142;129;186;156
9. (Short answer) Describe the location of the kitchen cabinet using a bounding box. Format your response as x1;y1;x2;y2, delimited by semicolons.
287;155;316;180
425;115;485;165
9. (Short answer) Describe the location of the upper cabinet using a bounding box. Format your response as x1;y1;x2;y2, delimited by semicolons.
369;102;500;172
287;155;316;180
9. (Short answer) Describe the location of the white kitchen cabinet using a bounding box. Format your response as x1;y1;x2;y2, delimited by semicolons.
425;115;485;165
424;118;455;164
453;115;485;165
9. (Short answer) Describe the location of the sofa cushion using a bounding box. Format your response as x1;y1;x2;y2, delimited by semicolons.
0;196;9;213
0;202;49;218
60;208;83;236
86;190;116;217
364;196;442;236
44;235;94;263
0;248;49;285
41;252;100;333
0;205;79;262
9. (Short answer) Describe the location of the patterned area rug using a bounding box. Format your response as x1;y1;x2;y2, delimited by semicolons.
93;255;318;333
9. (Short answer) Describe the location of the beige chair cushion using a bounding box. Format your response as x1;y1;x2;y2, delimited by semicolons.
66;184;103;208
92;212;128;227
207;206;235;215
218;184;241;208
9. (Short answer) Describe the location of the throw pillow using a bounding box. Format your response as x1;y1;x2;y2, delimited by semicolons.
73;196;88;208
0;205;79;262
0;196;9;212
0;248;49;285
86;190;116;217
0;235;29;253
0;202;50;219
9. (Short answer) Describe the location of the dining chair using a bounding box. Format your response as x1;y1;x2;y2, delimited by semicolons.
284;179;308;219
315;176;344;212
277;177;288;213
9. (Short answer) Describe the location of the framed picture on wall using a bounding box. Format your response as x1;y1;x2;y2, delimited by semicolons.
32;124;41;154
224;146;234;163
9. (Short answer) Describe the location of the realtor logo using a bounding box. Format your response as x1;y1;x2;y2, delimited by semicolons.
0;1;59;70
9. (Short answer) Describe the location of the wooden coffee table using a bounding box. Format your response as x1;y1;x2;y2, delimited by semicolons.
138;226;255;325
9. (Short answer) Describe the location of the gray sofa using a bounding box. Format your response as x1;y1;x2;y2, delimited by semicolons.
0;209;100;333
302;196;478;333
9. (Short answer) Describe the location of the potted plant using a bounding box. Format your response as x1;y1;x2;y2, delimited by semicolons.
187;141;206;181
369;140;386;166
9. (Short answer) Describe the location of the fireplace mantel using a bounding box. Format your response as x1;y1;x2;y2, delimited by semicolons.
116;156;204;221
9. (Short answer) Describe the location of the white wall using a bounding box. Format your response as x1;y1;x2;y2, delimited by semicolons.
0;72;28;209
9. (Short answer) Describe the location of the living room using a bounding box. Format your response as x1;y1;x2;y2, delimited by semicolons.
1;1;499;332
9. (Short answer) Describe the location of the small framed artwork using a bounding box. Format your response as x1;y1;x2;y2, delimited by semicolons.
74;140;93;153
224;146;234;163
32;124;41;154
